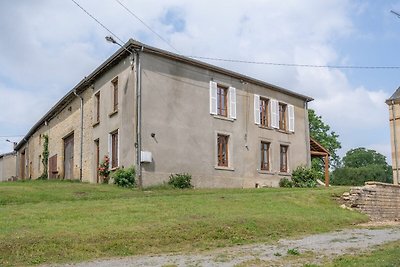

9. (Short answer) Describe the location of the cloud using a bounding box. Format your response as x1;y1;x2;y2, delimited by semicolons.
0;0;392;160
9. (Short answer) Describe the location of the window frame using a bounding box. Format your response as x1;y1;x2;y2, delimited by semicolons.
112;77;119;112
217;134;229;167
110;130;119;169
279;102;287;131
217;85;228;117
95;91;100;123
260;97;269;127
280;145;289;173
260;141;270;171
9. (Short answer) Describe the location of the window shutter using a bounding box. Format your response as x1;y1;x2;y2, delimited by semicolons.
229;86;236;119
108;133;112;169
209;81;217;115
288;104;295;132
254;94;260;125
270;99;279;128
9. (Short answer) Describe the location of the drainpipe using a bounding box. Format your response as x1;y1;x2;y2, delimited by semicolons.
391;100;399;185
304;101;311;167
73;89;84;181
134;47;143;189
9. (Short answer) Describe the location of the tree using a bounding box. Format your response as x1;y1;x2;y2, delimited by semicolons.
331;147;393;185
308;109;341;168
342;147;387;168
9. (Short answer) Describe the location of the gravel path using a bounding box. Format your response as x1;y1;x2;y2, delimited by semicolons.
57;227;400;267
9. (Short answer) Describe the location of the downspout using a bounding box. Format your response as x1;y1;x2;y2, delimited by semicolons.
391;100;399;185
73;89;84;181
304;101;311;167
134;47;144;189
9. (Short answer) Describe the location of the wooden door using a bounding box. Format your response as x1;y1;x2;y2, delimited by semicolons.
49;154;58;179
64;134;74;179
95;139;100;183
20;150;25;179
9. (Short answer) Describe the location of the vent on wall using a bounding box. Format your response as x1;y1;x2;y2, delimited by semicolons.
141;151;152;163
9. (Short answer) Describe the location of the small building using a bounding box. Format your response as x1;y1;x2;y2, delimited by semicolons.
14;40;313;188
0;152;17;182
386;87;400;185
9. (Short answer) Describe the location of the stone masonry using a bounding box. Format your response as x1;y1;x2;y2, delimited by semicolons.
342;182;400;221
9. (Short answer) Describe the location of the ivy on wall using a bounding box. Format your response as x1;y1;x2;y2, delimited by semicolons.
39;134;49;179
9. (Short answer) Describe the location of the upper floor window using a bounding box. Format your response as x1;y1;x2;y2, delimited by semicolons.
217;134;229;167
112;77;118;112
95;91;100;123
279;103;287;131
209;81;236;119
280;145;288;172
260;97;269;127
260;141;270;171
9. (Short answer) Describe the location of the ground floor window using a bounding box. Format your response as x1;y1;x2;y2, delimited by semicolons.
217;134;229;167
110;130;119;168
260;141;270;171
280;145;288;172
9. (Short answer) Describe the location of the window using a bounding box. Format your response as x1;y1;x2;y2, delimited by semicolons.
280;145;288;172
260;97;269;127
209;81;236;119
110;130;119;168
279;103;287;130
112;77;118;112
95;92;100;123
217;85;228;117
217;134;229;167
260;141;270;171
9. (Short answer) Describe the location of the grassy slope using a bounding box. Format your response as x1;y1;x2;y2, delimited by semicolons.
0;181;367;266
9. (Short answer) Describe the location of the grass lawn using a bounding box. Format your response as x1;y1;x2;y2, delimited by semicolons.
327;240;400;267
0;180;367;266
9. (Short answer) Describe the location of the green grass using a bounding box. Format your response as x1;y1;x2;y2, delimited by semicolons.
327;240;400;267
0;180;367;266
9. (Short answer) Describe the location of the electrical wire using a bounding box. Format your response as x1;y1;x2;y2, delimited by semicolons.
71;0;400;70
114;0;180;53
70;0;126;44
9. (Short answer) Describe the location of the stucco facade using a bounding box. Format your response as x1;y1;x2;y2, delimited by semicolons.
14;40;312;188
0;152;16;182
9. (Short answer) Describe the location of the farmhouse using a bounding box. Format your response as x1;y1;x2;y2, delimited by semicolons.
14;40;313;188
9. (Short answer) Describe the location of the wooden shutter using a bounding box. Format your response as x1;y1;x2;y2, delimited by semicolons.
117;129;120;167
288;104;295;132
229;86;236;119
209;81;217;115
254;94;260;125
270;99;279;128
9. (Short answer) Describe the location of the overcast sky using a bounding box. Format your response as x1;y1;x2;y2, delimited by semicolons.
1;0;400;163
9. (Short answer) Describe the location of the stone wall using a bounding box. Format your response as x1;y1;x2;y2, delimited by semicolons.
342;182;400;221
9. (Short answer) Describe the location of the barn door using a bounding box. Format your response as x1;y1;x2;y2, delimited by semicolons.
20;150;25;179
64;134;74;179
49;154;58;179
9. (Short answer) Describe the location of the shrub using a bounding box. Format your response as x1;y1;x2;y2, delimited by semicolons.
98;155;110;183
112;167;136;188
331;164;392;186
291;166;318;188
279;178;293;188
168;173;193;189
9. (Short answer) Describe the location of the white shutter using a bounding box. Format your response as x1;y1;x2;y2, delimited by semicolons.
288;104;295;132
229;86;236;119
254;94;260;125
209;81;217;115
108;133;112;169
271;99;279;128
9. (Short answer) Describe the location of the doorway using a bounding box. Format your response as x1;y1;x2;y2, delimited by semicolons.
63;133;74;179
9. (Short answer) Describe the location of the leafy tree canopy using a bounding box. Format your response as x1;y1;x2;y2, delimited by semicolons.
308;109;341;167
343;147;387;168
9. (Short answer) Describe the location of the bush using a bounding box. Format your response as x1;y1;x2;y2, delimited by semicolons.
112;167;136;188
279;178;293;188
168;173;193;189
331;164;392;186
291;166;318;188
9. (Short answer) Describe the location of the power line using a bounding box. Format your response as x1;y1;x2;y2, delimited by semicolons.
188;56;400;69
70;0;126;44
114;0;180;53
0;135;24;138
71;0;400;70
